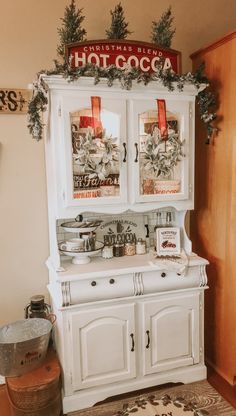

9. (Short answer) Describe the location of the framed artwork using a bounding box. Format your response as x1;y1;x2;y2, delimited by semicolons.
156;227;181;256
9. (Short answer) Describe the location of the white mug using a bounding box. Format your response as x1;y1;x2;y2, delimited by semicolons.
61;238;84;252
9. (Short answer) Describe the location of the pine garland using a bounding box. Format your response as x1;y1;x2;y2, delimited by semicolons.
27;62;217;143
27;77;48;140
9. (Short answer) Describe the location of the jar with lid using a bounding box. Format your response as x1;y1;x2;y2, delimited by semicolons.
102;243;114;259
113;243;125;257
25;295;51;319
135;238;146;255
125;242;136;256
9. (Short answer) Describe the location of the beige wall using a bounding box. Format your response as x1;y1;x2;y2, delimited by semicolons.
0;0;236;326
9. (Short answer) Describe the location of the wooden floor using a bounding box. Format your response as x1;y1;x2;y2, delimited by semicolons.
0;366;236;416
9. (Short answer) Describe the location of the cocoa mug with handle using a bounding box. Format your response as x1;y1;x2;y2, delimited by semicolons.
61;238;84;252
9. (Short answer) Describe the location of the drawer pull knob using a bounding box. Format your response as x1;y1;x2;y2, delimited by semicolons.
161;272;166;278
109;278;115;284
123;143;127;163
134;142;139;163
91;281;97;287
146;330;150;349
130;333;135;351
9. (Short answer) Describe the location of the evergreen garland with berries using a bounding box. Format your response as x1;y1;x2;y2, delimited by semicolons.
28;62;217;144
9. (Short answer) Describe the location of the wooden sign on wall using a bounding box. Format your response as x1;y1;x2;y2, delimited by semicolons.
0;88;31;114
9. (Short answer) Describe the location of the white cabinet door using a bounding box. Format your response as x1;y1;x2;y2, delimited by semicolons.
69;303;136;390
128;97;192;204
141;293;200;375
58;92;128;210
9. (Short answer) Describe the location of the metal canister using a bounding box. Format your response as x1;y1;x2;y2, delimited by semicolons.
113;243;125;257
125;242;136;256
135;238;146;255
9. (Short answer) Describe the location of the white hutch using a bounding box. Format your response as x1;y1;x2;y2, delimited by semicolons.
42;75;208;414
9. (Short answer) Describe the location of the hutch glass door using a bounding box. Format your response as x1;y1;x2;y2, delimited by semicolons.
130;98;190;203
61;94;127;208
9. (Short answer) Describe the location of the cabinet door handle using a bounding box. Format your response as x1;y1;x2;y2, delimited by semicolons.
134;143;139;163
130;333;135;352
146;330;150;349
123;142;127;162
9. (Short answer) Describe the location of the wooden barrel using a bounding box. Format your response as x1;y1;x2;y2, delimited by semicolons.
6;348;61;416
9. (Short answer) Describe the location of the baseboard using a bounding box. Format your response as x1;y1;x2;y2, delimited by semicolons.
206;362;236;409
206;358;234;386
63;364;207;413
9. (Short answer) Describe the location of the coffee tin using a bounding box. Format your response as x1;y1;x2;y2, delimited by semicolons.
113;243;125;257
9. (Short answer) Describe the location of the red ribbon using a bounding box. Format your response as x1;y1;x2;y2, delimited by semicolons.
78;96;103;136
91;96;102;136
157;99;167;140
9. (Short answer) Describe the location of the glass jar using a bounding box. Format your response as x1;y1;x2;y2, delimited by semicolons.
102;244;114;259
113;243;125;257
135;238;146;255
125;242;136;256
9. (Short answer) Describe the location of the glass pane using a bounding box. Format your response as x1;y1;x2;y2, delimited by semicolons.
70;108;121;199
139;109;183;196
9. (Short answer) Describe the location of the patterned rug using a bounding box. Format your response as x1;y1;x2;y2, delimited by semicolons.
68;380;236;416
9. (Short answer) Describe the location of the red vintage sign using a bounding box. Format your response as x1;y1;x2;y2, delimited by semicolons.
66;40;181;74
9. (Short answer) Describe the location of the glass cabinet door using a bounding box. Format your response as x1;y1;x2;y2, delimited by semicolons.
61;94;127;208
130;98;191;203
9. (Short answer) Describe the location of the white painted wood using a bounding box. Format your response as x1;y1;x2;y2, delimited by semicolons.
60;94;128;209
42;75;199;220
63;363;207;413
56;290;205;413
69;303;136;390
42;75;209;414
129;98;191;204
142;293;200;375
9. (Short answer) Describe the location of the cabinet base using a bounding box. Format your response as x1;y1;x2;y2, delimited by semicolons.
62;364;207;414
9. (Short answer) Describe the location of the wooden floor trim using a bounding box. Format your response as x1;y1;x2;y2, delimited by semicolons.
207;365;236;409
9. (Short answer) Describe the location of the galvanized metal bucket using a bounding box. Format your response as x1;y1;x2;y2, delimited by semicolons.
0;318;52;377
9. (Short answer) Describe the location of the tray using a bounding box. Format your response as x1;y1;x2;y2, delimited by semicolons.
61;219;102;233
59;241;104;264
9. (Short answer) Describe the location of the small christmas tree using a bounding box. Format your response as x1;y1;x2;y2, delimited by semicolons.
106;2;131;39
57;0;86;63
151;6;175;49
